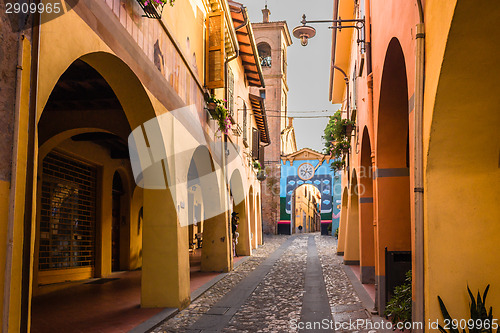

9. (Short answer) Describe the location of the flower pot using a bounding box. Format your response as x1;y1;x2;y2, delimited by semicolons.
207;102;217;112
256;170;267;181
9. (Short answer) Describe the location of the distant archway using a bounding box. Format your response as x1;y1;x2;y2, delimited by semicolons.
291;184;321;234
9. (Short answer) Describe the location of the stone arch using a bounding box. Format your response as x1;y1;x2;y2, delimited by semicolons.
424;1;500;321
374;37;412;312
344;169;360;265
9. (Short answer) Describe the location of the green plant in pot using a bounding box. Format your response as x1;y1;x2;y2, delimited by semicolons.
323;110;355;156
206;95;231;134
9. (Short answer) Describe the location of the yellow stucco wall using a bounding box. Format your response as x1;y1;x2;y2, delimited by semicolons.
424;0;500;325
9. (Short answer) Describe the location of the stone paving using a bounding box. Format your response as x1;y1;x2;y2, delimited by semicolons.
152;235;289;333
222;236;308;332
315;235;377;333
152;233;386;333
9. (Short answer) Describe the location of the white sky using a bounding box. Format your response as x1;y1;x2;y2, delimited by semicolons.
241;0;342;153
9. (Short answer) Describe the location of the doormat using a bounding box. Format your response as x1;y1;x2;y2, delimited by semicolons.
85;278;120;285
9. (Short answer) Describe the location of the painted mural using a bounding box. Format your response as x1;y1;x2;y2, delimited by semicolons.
279;149;341;235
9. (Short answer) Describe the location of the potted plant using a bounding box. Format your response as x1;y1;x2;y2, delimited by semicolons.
256;170;267;181
322;110;355;157
206;95;231;134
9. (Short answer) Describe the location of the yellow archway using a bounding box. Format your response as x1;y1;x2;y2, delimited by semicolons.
424;0;500;322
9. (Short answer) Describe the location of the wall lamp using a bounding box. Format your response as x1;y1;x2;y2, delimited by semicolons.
293;14;365;47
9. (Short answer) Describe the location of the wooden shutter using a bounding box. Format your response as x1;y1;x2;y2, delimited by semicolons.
252;128;259;160
206;11;225;89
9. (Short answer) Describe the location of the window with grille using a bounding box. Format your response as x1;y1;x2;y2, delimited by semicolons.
38;152;97;271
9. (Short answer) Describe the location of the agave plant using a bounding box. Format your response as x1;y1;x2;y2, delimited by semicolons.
438;285;496;333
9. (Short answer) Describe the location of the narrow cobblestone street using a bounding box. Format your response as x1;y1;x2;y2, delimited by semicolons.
152;234;390;333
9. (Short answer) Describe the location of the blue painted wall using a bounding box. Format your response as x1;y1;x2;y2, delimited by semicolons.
280;159;341;233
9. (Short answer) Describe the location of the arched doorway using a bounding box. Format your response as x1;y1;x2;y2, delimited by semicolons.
344;170;360;265
374;38;412;312
31;55;159;331
291;184;321;234
359;128;375;284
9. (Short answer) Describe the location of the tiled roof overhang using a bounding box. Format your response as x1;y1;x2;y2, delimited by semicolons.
229;1;265;87
249;94;270;144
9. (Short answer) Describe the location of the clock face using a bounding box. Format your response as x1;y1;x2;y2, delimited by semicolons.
298;163;315;180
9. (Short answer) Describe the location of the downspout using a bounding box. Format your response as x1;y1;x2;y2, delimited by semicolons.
414;0;425;329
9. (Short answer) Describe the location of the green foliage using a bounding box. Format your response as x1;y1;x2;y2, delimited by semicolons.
334;227;339;238
207;95;231;134
437;285;496;333
331;160;345;172
385;270;412;329
322;110;355;160
253;160;262;171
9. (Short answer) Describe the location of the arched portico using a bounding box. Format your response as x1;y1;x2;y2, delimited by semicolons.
424;1;500;322
230;169;251;256
374;38;412;312
359;128;375;284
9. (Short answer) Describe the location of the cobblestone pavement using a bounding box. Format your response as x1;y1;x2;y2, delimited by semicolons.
222;236;308;333
153;233;386;333
316;235;378;333
153;235;289;333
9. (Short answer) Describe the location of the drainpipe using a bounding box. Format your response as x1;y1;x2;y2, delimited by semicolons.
414;0;425;329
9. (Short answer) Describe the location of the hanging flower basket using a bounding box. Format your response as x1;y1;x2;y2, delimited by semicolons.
344;123;354;136
136;0;174;19
331;140;351;158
